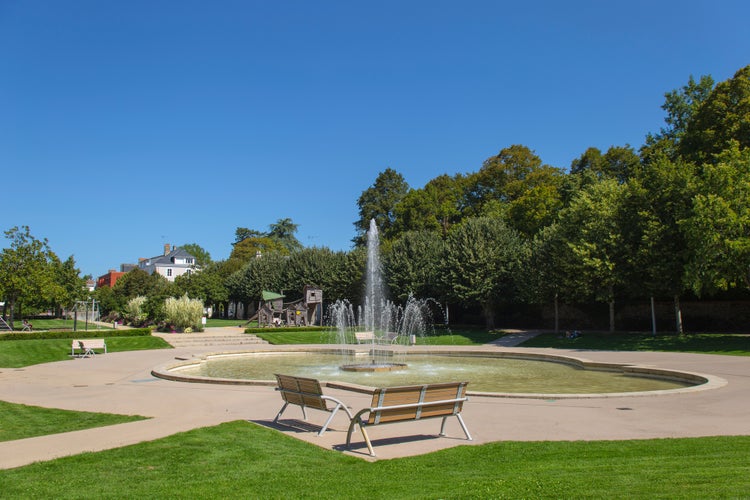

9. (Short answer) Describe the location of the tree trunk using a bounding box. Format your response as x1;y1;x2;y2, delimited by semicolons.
608;286;615;333
650;296;657;336
674;294;684;335
482;302;496;330
554;292;559;334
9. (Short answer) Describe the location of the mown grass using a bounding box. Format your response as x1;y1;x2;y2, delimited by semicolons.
253;327;750;355
1;421;748;498
523;331;750;355
254;327;502;346
0;336;172;368
11;318;111;331
0;400;146;442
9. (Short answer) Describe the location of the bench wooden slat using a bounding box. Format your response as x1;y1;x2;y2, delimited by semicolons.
273;374;353;436
347;381;471;456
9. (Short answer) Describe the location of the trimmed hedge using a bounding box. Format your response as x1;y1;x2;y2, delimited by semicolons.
244;326;326;334
0;328;153;341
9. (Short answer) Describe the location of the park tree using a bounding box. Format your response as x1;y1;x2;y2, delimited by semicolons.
174;261;229;317
354;168;409;245
680;65;750;165
230;235;287;262
440;217;528;329
557;179;627;332
384;230;445;302
180;243;212;267
570;145;640;185
621;156;697;333
0;226;57;326
48;255;88;316
641;74;715;164
682;143;750;294
392;174;469;238
268;218;303;253
523;224;576;333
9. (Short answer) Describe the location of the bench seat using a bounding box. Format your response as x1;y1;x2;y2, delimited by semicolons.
71;339;107;358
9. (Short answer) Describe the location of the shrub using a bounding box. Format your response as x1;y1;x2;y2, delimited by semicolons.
164;295;204;332
124;296;148;325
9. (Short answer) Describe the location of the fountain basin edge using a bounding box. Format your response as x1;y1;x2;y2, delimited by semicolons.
150;347;726;399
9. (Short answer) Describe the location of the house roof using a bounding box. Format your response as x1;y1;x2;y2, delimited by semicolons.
148;247;196;267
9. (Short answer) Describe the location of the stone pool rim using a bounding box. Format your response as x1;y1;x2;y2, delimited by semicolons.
150;346;727;399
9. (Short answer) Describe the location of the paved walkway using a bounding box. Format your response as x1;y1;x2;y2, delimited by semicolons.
1;331;749;468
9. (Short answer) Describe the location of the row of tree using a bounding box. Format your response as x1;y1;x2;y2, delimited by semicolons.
3;65;749;332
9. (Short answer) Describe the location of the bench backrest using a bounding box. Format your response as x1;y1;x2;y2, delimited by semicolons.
275;374;328;411
73;339;106;349
366;382;468;425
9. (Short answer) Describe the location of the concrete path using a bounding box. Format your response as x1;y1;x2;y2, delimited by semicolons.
1;333;749;468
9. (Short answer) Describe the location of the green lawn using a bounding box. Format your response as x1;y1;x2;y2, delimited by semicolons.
522;331;750;355
0;400;147;442
0;336;172;368
1;421;748;498
204;318;259;328
255;327;503;346
10;318;111;331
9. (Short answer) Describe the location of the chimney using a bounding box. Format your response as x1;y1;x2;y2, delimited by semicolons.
164;243;171;256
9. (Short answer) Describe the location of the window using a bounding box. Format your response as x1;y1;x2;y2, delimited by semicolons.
167;269;172;277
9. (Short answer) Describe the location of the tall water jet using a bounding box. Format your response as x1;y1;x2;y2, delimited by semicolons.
328;219;442;372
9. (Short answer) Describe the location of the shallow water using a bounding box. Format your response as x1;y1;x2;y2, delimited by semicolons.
176;352;691;394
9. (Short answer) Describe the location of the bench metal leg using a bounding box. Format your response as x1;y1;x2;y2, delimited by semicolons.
273;402;289;424
440;415;472;441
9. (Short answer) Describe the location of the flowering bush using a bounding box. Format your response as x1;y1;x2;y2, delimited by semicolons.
164;295;204;332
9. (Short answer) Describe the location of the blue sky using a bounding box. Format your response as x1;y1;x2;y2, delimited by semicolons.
2;1;749;278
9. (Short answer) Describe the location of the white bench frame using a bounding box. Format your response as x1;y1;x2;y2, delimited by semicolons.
71;339;107;358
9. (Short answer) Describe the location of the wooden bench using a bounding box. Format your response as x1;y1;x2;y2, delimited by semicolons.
354;331;399;344
346;381;472;456
273;374;353;436
71;339;107;358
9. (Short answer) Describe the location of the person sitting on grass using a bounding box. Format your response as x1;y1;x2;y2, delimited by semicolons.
22;319;33;331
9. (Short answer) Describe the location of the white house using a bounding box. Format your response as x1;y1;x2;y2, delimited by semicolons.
138;244;198;282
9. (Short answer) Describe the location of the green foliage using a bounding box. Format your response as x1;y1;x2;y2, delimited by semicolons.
164;294;204;331
354;167;410;244
440;217;529;328
681;65;750;164
179;243;212;266
0;226;60;325
384;230;445;301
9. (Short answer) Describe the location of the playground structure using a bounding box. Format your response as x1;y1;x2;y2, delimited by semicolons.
255;286;323;327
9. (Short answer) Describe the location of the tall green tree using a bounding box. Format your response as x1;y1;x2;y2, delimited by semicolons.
682;144;750;294
384;230;445;302
0;226;56;326
641;74;715;164
392;174;468;238
558;180;627;332
268;218;303;253
440;217;528;329
681;65;750;164
180;243;212;267
621;156;697;333
354;168;409;245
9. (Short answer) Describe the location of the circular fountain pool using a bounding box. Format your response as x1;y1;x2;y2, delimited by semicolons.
153;348;716;398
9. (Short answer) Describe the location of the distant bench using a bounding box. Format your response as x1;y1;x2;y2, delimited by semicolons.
71;339;107;358
346;381;472;456
354;331;399;344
